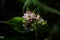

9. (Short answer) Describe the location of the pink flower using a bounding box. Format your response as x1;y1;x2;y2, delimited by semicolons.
22;10;45;24
30;12;36;19
23;11;36;20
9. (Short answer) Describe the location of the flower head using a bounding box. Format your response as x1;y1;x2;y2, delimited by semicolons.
22;10;46;25
23;10;36;21
22;10;47;32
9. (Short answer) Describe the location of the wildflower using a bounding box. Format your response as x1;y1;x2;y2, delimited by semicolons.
22;10;47;26
22;10;36;21
30;12;36;19
36;14;40;19
38;18;44;23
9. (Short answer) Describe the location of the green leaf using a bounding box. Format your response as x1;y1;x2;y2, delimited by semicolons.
41;20;47;26
8;17;26;23
23;0;41;12
6;17;26;33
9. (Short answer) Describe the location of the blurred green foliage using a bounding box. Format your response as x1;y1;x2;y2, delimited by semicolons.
23;0;60;15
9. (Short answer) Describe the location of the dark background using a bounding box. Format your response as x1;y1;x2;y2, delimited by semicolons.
0;0;60;40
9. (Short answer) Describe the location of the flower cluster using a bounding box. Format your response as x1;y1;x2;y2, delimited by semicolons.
22;10;45;24
22;10;47;32
22;11;36;21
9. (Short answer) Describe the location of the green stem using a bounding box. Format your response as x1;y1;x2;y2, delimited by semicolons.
0;21;9;24
34;31;39;40
42;4;60;15
23;0;60;15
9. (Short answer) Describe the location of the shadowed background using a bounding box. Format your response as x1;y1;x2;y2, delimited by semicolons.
0;0;60;40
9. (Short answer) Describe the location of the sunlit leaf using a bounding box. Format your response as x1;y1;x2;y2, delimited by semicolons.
8;17;26;23
6;17;26;33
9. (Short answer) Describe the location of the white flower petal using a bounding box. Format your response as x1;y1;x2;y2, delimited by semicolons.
36;14;40;19
40;18;44;22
